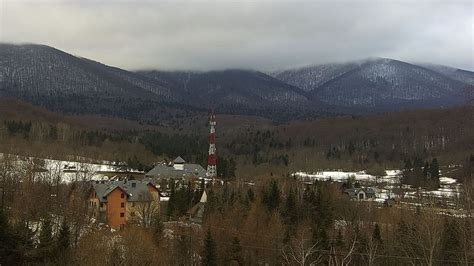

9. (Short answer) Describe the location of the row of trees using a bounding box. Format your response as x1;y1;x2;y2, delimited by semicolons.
455;154;474;183
4;119;206;160
0;213;71;263
402;157;440;188
3;119;240;179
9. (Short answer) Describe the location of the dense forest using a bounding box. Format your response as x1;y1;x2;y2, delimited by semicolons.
1;100;473;179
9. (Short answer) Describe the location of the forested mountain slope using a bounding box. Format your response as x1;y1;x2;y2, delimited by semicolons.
1;44;472;122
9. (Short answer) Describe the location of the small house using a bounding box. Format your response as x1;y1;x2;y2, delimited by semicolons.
344;187;376;200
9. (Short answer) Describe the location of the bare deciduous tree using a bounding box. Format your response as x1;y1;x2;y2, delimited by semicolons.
281;226;323;266
0;153;16;211
397;204;444;266
363;233;379;266
132;191;160;228
329;234;357;266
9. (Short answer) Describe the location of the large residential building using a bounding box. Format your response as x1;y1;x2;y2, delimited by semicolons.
89;180;160;229
145;156;207;186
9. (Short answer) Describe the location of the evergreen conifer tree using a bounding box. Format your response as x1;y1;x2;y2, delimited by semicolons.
0;211;21;264
430;158;440;179
282;188;298;242
283;188;298;225
12;220;35;262
57;220;70;250
423;162;430;178
38;217;54;260
229;237;243;265
246;188;255;202
152;215;164;245
203;229;217;266
440;219;461;263
56;220;70;262
167;182;176;217
372;223;382;243
262;179;281;211
404;159;413;170
336;229;343;248
109;244;124;266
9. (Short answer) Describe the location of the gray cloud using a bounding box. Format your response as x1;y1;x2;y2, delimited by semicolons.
1;0;472;71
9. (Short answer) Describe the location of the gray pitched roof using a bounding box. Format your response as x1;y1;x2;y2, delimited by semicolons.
145;162;207;179
365;187;376;196
92;180;157;203
187;201;206;224
173;156;186;164
344;188;359;197
344;187;376;198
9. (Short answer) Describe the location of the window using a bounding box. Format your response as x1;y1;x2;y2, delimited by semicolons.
121;193;125;198
131;202;135;207
130;211;135;217
121;202;125;208
120;212;124;217
100;203;104;208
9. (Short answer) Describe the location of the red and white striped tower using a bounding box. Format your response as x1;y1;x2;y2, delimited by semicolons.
206;110;217;182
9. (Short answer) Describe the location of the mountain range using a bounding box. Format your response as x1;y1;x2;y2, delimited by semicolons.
0;43;472;122
274;58;472;111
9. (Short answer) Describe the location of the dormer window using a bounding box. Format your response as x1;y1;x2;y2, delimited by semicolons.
173;156;186;170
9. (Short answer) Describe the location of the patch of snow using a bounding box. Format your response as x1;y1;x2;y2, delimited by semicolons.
439;176;457;184
294;168;462;205
375;198;386;203
294;169;401;183
2;153;144;184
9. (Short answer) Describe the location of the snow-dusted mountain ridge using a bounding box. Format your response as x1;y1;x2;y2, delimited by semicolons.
274;58;472;110
1;44;472;120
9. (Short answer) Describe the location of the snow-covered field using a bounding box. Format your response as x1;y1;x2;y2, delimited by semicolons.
294;169;402;183
293;169;461;202
41;158;137;183
3;154;143;183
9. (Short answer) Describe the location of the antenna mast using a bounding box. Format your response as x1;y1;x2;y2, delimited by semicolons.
206;110;217;183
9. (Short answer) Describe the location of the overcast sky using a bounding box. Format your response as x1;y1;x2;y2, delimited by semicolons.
1;0;472;71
